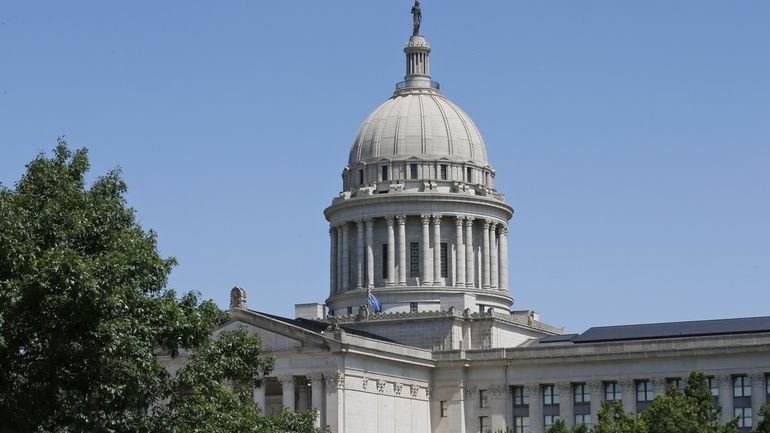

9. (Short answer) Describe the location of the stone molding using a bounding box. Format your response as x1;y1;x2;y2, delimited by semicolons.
588;381;603;394
620;379;635;391
750;373;767;385
557;382;572;394
277;376;294;385
325;373;345;390
525;384;542;395
716;374;732;386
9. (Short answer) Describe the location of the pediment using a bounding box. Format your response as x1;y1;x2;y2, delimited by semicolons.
214;309;336;353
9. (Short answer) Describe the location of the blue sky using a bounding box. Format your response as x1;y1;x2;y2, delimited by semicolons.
1;1;769;333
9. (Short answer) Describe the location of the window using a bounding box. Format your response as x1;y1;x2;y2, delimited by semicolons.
479;416;490;432
574;383;590;403
767;374;770;396
636;381;653;402
440;400;448;417
479;389;488;408
735;407;752;428
358;169;364;185
410;302;418;313
409;242;420;277
440;243;448;278
466;167;472;183
543;385;559;405
440;164;448;180
410;164;418;179
667;378;685;392
544;416;559;428
708;377;719;397
734;376;752;397
605;382;621;401
381;244;389;279
513;416;529;433
575;414;591;426
346;306;353;315
513;386;529;406
381;165;389;181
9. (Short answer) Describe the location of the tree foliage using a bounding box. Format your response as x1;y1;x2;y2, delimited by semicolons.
0;141;323;433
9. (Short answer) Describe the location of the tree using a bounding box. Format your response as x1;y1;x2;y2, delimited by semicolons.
0;141;323;433
543;418;590;433
754;404;770;433
592;400;646;433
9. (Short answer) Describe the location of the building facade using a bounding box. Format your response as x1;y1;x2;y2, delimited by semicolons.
166;6;770;433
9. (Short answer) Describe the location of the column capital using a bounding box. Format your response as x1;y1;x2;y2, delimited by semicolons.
483;220;492;230
525;384;542;395
499;225;509;236
365;217;374;225
557;382;572;394
325;373;346;390
750;373;767;384
620;379;635;391
341;223;350;232
455;215;465;226
588;381;603;394
464;217;475;227
385;216;395;225
432;214;442;224
278;376;294;385
651;377;667;387
329;226;335;236
420;214;432;225
716;374;732;386
489;221;498;230
396;214;407;225
309;374;325;385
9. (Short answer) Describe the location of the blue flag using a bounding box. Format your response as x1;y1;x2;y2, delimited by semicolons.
367;288;382;313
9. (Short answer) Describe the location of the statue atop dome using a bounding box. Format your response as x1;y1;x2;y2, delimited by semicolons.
411;1;422;36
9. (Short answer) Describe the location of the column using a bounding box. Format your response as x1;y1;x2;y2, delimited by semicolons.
365;218;374;288
253;384;266;410
449;383;467;433
433;215;443;285
527;384;544;433
558;383;574;428
421;215;432;286
651;377;666;399
341;224;350;290
620;380;636;414
465;218;475;288
310;374;325;428
717;375;733;423
397;215;407;286
329;227;337;294
490;223;499;289
589;382;603;425
279;376;295;410
482;221;491;289
325;374;345;432
336;227;343;292
499;226;509;291
356;221;364;288
386;217;396;286
455;216;465;287
298;382;310;410
751;374;767;429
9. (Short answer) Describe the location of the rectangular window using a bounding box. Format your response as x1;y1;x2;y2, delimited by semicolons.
410;302;418;313
466;167;472;183
410;164;418;179
543;385;559;405
574;383;590;403
440;242;448;278
575;414;592;426
734;376;752;397
513;386;529;406
544;415;559;428
479;416;490;432
440;400;448;417
358;169;364;185
513;416;530;433
636;381;654;402
381;165;389;181
440;164;448;180
479;389;488;408
735;407;752;428
605;382;622;401
708;377;719;397
409;242;420;277
347;306;353;315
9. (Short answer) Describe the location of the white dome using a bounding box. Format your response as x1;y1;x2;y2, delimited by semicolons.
348;90;489;166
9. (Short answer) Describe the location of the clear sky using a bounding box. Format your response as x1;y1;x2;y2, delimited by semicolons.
1;1;769;333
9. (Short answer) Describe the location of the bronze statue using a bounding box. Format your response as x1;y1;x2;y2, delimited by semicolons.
411;1;422;36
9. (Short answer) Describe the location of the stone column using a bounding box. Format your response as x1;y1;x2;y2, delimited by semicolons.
421;215;432;286
449;383;467;433
386;217;396;286
455;216;465;287
329;227;337;294
717;375;733;423
366;218;374;288
620;380;636;414
652;377;666;399
253;384;266;409
341;224;350;290
433;215;443;285
397;215;407;286
464;218;475;288
279;376;295;410
325;374;345;432
490;223;499;289
482;220;491;289
310;375;325;428
558;383;574;428
336;227;343;292
751;374;766;428
527;384;544;433
356;221;365;288
589;382;603;425
499;226;509;291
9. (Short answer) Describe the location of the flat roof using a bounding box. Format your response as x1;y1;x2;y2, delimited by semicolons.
569;316;770;343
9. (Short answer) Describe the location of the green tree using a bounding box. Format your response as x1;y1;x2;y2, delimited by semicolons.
592;400;647;433
754;404;770;433
0;141;323;433
543;418;590;433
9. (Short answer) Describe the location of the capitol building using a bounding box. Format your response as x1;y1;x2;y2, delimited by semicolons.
170;5;770;433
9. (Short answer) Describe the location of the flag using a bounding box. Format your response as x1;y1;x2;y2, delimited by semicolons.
367;288;382;313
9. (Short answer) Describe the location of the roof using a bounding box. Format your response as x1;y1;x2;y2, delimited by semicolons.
252;311;397;344
539;316;770;344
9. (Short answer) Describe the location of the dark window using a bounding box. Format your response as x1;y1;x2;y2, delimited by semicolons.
605;382;621;401
410;164;418;179
440;164;448;180
766;374;770;396
543;385;559;405
513;386;529;406
544;416;559;428
574;383;590;403
440;242;447;278
708;377;719;397
735;407;752;428
409;242;420;277
479;389;488;408
382;244;388;279
513;417;530;433
440;401;448;417
381;165;389;181
410;302;418;313
575;414;592;427
466;167;472;183
734;376;752;397
479;416;490;432
637;380;653;402
358;169;364;185
346;306;353;315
